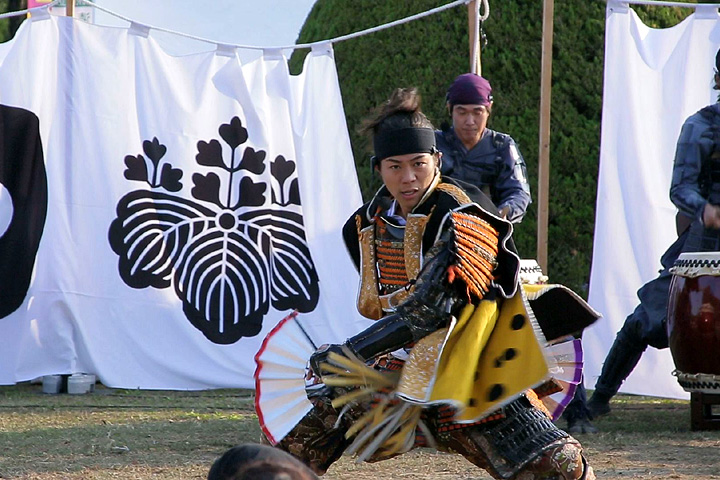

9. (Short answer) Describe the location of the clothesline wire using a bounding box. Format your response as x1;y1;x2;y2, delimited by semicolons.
0;0;60;20
78;0;488;52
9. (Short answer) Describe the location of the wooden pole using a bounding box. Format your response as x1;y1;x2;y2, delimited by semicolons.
537;0;554;274
467;0;479;74
66;0;74;17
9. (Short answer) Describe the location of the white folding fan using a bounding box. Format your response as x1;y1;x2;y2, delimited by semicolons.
254;311;320;445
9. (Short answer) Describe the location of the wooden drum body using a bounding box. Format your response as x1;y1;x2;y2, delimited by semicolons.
667;252;720;393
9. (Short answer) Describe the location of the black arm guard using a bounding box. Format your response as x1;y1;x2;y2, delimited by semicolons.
345;314;415;362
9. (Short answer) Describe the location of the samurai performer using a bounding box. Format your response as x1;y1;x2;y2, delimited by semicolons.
266;88;597;480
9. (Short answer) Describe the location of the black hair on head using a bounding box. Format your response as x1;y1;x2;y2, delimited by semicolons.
360;87;434;137
361;88;437;168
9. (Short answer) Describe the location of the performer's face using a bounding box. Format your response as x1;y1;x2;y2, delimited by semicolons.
377;152;437;217
451;103;491;149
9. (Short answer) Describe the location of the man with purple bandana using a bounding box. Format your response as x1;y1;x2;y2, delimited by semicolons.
436;73;531;223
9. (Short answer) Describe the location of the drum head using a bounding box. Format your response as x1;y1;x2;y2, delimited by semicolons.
519;259;548;285
671;252;720;277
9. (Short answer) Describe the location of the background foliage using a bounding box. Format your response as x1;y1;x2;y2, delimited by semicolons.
290;0;693;295
0;0;25;40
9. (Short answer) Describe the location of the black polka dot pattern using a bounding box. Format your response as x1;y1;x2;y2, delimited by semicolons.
488;384;504;402
467;299;540;415
493;348;519;368
511;314;525;330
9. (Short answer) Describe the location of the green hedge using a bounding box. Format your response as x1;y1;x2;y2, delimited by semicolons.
0;1;26;42
290;0;691;296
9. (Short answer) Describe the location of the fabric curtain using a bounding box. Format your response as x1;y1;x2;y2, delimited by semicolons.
586;1;720;399
0;14;369;389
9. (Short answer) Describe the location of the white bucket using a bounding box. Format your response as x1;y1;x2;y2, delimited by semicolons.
41;375;63;394
67;373;96;395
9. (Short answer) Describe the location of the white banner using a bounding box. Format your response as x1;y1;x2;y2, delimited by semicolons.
0;14;368;389
586;1;720;399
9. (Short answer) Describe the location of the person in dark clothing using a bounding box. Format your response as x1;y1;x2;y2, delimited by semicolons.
435;73;531;224
587;48;720;418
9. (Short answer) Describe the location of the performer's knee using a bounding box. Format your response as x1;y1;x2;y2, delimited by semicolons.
521;439;594;480
616;313;650;351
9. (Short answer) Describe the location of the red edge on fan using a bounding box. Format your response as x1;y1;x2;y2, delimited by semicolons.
253;310;300;445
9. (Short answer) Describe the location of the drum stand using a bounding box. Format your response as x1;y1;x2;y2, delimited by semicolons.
690;392;720;431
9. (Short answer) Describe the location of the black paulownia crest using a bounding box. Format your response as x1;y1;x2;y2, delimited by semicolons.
109;116;319;344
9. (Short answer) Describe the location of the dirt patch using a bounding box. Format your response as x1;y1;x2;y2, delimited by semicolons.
1;384;719;479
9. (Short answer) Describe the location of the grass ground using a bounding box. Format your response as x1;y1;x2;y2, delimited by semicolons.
0;382;718;479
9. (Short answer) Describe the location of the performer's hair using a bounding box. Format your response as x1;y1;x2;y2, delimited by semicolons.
207;444;318;480
230;459;317;479
360;87;434;135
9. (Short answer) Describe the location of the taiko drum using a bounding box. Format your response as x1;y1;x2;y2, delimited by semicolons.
518;259;548;285
667;252;720;380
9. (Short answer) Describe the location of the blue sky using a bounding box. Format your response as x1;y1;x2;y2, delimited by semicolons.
92;0;317;60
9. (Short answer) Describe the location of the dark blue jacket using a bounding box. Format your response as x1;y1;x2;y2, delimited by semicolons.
436;127;531;223
670;103;720;219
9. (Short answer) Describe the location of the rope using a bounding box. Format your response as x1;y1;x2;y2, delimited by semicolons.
0;0;60;20
80;0;478;51
479;0;490;21
307;0;476;48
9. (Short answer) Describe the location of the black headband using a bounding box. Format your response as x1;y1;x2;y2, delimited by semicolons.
372;127;436;164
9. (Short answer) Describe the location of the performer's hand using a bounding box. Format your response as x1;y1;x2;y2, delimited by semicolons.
703;203;720;229
499;206;510;219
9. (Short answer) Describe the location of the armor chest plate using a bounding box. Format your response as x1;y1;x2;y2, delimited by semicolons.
355;214;430;319
375;221;409;295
